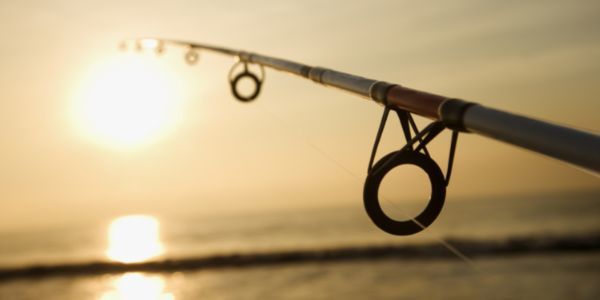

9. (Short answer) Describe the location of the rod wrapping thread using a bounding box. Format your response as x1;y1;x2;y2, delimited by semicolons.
385;85;447;120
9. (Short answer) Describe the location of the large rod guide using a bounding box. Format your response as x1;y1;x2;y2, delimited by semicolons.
122;38;600;236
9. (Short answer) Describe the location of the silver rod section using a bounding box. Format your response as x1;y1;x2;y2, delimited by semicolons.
317;69;376;98
157;38;380;97
463;105;600;173
249;55;309;77
171;39;238;56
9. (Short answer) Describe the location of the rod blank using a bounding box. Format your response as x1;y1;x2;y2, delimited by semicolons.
125;38;600;175
463;105;600;173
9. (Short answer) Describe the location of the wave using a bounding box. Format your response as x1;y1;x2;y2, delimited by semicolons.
1;232;599;281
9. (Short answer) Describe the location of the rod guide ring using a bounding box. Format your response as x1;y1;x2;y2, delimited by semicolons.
364;149;446;236
185;48;199;65
228;61;265;102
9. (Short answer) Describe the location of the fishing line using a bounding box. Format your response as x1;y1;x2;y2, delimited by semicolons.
379;196;477;268
253;102;478;268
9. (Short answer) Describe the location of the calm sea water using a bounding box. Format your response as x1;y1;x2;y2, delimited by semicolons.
0;189;599;299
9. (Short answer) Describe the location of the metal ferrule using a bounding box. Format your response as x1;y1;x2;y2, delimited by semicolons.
368;81;396;105
237;51;252;62
308;67;327;84
439;99;476;132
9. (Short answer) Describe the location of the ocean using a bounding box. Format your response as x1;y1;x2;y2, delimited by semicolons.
0;189;598;299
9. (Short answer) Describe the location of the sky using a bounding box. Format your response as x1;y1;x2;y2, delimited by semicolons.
0;0;599;231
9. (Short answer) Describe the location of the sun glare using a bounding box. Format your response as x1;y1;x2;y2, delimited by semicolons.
72;54;184;149
107;215;164;263
101;273;174;300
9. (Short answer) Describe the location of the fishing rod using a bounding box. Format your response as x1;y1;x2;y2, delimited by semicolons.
121;38;600;236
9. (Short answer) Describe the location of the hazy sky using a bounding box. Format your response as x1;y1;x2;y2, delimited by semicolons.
1;0;599;231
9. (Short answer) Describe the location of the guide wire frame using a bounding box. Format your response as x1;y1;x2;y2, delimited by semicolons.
228;58;265;102
364;106;460;235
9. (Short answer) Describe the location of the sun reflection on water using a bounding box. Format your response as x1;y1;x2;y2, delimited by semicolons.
100;273;174;300
106;215;164;263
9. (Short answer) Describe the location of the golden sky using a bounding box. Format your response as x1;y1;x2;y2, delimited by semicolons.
0;0;599;231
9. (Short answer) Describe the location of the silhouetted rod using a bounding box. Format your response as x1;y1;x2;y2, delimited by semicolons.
131;38;600;174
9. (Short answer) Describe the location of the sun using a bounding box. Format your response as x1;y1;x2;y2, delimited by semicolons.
72;54;184;149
